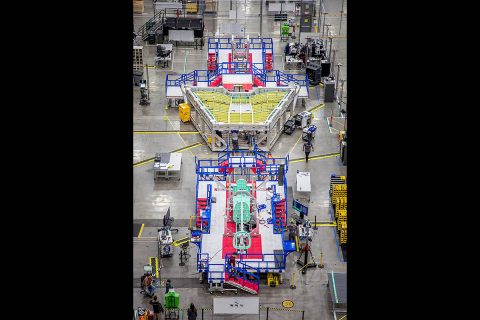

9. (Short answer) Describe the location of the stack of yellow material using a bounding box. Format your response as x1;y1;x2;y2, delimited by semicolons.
186;2;198;13
251;91;286;123
195;92;230;122
133;1;144;14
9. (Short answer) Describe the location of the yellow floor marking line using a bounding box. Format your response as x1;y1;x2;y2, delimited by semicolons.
177;143;202;152
312;222;337;227
134;131;200;134
307;103;325;113
133;158;155;168
166;115;196;156
337;314;347;320
290;153;340;164
133;143;203;168
288;132;304;156
138;224;145;238
172;236;191;247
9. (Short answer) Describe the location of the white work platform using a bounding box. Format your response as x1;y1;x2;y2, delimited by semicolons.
166;86;183;97
222;74;253;84
153;152;182;181
298;86;308;97
229;156;256;167
199;181;226;269
198;180;285;280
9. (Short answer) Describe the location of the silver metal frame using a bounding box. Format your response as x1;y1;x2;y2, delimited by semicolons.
181;85;300;151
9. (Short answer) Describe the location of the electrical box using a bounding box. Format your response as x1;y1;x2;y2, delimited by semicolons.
324;78;336;102
300;2;314;32
295;171;311;205
340;141;347;165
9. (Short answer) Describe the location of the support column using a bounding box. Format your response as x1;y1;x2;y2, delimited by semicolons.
292;94;298;115
260;0;263;37
211;129;214;150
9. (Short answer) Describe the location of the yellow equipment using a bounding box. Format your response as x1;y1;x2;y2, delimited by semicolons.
172;236;190;247
267;272;279;287
179;103;191;123
148;256;159;278
186;2;198;13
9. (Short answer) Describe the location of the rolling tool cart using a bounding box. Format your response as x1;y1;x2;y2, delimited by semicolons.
283;118;296;135
302;125;317;142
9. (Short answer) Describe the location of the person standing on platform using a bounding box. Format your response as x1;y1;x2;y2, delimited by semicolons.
231;130;239;150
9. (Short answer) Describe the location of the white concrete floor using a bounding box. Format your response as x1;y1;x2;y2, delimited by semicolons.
134;1;347;319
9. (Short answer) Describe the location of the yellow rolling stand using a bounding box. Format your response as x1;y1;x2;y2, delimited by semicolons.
267;272;279;287
179;103;191;123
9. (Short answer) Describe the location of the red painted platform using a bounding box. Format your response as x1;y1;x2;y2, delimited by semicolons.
222;235;262;259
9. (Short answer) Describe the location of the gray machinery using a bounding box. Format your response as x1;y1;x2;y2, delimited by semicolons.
305;38;331;86
158;208;179;258
306;63;322;86
323;76;336;102
155;44;173;68
306;60;331;86
283;117;296;135
306;39;327;62
299;1;314;33
284;42;306;69
139;80;150;106
231;35;250;69
294;111;312;129
302;124;317;142
296;219;317;274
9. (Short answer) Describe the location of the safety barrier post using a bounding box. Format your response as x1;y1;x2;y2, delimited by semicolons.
266;307;269;320
318;251;325;268
302;310;305;320
290;272;296;289
201;307;204;320
313;215;318;230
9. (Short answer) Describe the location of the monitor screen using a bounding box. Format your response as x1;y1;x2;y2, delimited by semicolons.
144;265;153;273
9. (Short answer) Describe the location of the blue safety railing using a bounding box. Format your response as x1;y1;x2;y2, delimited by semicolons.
207;263;225;283
199;184;212;233
195;148;288;178
271;194;282;234
224;258;260;286
197;252;209;272
215;62;264;75
193;148;290;278
208;37;273;51
166;66;308;97
263;70;309;87
225;253;286;272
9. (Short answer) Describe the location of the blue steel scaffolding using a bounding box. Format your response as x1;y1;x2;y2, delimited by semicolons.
191;147;297;293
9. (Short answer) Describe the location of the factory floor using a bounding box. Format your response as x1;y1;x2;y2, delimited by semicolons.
134;1;347;319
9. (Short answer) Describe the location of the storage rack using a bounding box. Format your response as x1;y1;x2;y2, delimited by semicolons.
330;175;347;246
133;46;144;70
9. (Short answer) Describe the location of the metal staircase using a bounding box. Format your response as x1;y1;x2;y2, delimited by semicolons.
224;259;260;294
137;10;163;41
